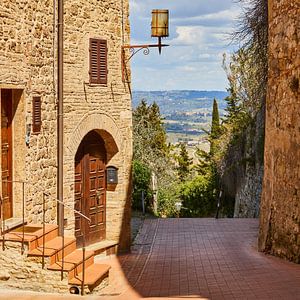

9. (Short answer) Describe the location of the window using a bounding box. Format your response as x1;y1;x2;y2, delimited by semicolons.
89;38;108;84
32;96;41;133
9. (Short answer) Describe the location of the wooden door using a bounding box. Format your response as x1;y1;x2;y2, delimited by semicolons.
1;90;13;220
74;132;106;247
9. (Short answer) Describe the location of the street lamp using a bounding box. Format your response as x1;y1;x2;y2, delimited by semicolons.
122;9;169;74
151;9;169;54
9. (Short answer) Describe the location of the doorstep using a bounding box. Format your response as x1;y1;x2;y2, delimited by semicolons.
1;218;27;234
84;240;118;256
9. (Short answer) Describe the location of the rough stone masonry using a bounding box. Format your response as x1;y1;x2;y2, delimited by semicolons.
259;0;300;263
0;0;132;249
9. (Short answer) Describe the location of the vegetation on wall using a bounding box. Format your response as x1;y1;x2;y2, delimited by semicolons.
211;0;268;216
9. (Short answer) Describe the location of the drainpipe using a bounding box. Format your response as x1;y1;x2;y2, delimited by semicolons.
57;0;64;236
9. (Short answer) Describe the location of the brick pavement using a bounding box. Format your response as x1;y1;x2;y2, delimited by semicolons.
0;218;299;299
100;218;300;299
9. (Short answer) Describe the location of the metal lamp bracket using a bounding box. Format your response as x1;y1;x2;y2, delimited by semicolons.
121;38;169;82
122;38;169;62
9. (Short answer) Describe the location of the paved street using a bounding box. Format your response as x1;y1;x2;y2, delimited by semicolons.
0;218;299;299
100;218;300;300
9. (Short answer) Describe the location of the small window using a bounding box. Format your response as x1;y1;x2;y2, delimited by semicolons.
32;96;41;133
89;38;108;84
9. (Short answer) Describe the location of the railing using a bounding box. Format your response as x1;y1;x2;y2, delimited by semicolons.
0;180;27;254
0;181;90;295
43;192;91;296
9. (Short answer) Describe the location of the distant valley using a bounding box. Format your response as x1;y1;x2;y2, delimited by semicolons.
132;90;228;145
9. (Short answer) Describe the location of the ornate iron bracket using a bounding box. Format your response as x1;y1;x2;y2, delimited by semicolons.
122;45;169;63
121;40;169;84
122;38;169;62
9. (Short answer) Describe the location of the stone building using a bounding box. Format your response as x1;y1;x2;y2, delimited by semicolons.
0;0;132;293
259;0;300;263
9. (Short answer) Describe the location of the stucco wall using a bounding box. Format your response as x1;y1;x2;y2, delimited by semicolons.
259;0;300;263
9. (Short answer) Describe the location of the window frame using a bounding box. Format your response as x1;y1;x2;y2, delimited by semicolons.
32;96;42;133
89;38;108;85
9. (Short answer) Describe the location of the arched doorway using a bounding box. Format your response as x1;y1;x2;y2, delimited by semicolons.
74;131;106;247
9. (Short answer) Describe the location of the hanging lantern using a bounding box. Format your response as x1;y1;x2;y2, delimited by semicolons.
121;9;169;61
151;9;169;38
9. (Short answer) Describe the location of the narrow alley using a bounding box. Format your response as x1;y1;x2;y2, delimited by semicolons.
99;218;300;299
1;218;299;299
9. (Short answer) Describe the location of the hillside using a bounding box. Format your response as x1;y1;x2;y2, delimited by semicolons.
132;90;228;144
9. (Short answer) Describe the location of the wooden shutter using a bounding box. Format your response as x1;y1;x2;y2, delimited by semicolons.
89;38;107;84
32;96;41;133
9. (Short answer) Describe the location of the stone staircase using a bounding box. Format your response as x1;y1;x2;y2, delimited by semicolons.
1;224;111;294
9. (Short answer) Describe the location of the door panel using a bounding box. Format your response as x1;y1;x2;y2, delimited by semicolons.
74;151;84;244
74;132;106;247
1;90;13;220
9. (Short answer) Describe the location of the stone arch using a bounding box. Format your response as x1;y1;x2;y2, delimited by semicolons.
66;112;121;161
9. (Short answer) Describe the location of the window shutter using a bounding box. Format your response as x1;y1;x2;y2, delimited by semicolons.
98;40;107;84
89;38;107;84
32;96;41;133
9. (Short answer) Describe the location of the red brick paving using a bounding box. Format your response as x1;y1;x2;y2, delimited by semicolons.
100;218;300;299
0;218;299;299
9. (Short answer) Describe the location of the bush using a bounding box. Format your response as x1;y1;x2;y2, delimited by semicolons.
180;176;217;217
157;183;180;218
132;160;152;211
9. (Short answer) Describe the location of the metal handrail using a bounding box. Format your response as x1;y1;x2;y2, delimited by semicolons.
43;192;91;295
1;180;28;254
0;181;91;296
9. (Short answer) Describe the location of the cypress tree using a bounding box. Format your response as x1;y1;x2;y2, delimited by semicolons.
176;143;192;181
210;99;221;154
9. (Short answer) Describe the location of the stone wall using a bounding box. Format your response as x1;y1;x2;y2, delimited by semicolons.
220;106;264;218
62;0;132;250
234;107;265;218
0;242;69;293
0;0;57;224
0;0;132;250
0;241;108;294
259;0;300;263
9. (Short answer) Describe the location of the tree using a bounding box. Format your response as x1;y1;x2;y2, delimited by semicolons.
175;143;192;181
133;99;169;169
211;99;220;136
132;160;152;211
210;99;221;155
132;99;177;216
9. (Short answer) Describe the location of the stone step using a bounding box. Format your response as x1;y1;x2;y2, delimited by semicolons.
68;263;111;286
28;236;76;259
0;218;27;234
48;249;94;272
84;239;118;256
2;224;59;250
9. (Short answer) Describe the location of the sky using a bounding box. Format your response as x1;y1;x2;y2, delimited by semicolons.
129;0;241;91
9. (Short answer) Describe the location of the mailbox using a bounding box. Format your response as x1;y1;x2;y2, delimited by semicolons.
107;166;118;185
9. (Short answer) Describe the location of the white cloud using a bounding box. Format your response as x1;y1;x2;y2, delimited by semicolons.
177;65;198;72
171;27;206;46
129;0;241;91
198;53;211;59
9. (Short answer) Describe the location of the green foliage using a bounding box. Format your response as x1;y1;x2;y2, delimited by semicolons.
132;160;152;211
224;87;239;121
175;143;193;181
179;176;216;217
157;183;180;217
132;100;178;216
211;99;220;137
210;99;222;155
133;99;169;167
